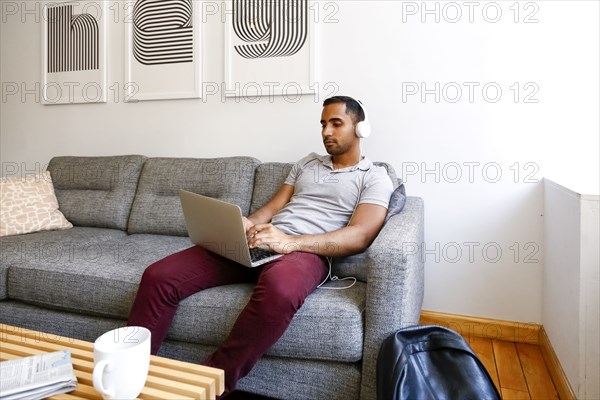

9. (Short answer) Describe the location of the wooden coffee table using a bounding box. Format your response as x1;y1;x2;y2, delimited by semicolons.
0;324;224;399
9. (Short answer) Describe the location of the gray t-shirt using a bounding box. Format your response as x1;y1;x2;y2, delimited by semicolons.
271;152;394;236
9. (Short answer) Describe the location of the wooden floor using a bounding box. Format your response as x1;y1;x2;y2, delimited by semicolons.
466;336;559;400
230;337;559;400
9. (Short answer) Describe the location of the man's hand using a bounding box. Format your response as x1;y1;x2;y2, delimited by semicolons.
247;223;298;254
242;216;254;233
246;203;388;257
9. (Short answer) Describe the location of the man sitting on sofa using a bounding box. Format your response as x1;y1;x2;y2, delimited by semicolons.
127;95;394;395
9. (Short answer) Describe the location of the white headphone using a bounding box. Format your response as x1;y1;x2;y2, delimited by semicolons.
354;99;371;138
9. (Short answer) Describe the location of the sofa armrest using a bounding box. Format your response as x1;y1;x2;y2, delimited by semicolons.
360;196;425;400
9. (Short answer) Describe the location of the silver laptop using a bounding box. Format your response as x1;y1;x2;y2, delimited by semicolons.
179;190;283;267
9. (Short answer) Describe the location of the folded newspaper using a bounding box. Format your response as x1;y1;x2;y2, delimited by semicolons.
0;350;77;400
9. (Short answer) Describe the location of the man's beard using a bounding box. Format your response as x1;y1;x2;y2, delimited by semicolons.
324;139;351;156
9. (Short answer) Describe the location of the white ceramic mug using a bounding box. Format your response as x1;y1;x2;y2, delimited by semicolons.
93;326;151;400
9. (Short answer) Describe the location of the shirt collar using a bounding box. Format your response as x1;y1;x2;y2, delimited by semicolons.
318;154;372;172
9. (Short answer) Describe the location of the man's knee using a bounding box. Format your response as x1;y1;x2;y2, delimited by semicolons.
139;259;172;287
257;276;307;315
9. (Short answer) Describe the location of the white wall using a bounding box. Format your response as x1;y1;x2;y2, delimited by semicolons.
1;1;599;323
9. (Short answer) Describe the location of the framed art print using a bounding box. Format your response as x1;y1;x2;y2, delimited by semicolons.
224;0;318;98
125;0;202;101
41;1;107;104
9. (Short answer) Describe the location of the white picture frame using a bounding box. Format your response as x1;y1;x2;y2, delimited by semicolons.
41;0;107;104
125;0;202;101
224;0;318;98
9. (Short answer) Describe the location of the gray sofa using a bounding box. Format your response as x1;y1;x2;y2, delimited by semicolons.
0;155;424;400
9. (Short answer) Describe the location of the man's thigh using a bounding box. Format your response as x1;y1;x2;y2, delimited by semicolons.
256;252;328;296
145;245;255;295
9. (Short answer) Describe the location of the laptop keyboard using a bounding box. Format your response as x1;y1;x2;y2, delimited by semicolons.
249;247;278;263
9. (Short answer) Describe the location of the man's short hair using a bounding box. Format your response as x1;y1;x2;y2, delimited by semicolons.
323;96;365;124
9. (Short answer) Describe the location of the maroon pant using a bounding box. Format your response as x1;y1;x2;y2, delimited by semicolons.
127;246;327;393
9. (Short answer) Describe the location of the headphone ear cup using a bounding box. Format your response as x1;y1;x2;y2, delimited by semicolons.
355;121;371;138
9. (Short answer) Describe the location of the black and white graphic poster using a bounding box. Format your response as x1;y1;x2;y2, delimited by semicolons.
42;1;107;104
224;0;318;98
125;0;202;101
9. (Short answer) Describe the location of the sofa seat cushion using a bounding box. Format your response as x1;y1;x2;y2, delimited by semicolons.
5;233;193;316
5;231;365;362
127;157;261;236
168;282;366;363
0;227;129;300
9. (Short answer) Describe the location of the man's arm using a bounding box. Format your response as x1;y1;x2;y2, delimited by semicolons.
243;184;294;230
247;203;388;257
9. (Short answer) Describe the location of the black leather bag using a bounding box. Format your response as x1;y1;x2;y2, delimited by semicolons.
377;325;501;400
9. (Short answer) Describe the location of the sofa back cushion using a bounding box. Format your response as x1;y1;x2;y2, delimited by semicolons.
47;155;146;230
250;161;399;212
128;157;261;236
376;162;400;189
251;160;398;283
249;163;294;214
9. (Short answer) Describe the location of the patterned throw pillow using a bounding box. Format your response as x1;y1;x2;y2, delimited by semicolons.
0;171;72;237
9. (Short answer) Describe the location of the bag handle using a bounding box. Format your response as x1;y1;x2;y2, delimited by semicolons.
396;336;478;372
